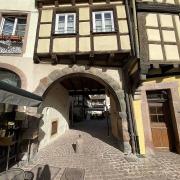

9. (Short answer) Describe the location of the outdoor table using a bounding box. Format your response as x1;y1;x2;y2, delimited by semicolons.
0;168;25;180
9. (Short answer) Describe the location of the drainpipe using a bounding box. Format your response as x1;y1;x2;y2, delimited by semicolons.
125;0;135;56
131;0;141;154
125;91;137;154
123;0;140;154
121;66;137;154
131;0;140;58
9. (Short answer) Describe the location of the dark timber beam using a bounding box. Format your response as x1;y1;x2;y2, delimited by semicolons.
136;2;180;14
69;89;105;95
54;0;59;7
69;79;76;91
34;54;40;64
70;54;76;64
51;54;58;65
107;53;114;65
160;64;174;73
89;53;94;65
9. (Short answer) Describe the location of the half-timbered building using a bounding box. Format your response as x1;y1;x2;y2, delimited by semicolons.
1;0;180;165
132;0;180;155
33;0;139;154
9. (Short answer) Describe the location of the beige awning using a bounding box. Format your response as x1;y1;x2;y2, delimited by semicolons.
0;81;42;107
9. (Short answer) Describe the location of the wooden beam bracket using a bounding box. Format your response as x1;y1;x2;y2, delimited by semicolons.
107;53;115;65
51;54;58;65
33;54;40;64
89;53;94;65
70;54;76;64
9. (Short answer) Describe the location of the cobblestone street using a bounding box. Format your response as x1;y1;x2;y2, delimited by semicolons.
23;119;180;180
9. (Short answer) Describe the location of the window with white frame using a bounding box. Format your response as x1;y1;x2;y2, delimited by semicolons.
55;13;76;34
93;11;115;32
0;16;27;36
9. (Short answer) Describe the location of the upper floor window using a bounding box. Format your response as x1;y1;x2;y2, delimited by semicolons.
93;11;115;33
55;13;76;34
0;15;27;54
0;16;26;37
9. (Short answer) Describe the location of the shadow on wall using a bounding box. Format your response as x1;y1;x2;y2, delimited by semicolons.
36;164;51;180
24;164;52;180
38;83;70;149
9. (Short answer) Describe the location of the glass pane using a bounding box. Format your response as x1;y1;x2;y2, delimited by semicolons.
158;115;165;122
105;21;113;32
149;106;156;114
57;16;65;33
157;106;163;114
104;13;111;19
67;27;74;33
2;17;15;35
59;16;65;22
95;14;102;32
150;115;158;122
0;69;21;87
104;13;113;32
67;21;74;28
15;18;26;36
67;15;75;33
67;15;74;22
105;25;113;32
95;14;102;20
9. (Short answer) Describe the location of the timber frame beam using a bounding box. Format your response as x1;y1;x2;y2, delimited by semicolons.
136;2;180;14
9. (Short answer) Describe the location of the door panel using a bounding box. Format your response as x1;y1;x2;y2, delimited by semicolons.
151;127;162;148
147;91;175;152
161;128;170;148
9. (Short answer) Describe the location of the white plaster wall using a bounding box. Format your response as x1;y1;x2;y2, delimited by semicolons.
0;0;38;90
0;0;36;11
23;11;38;57
38;83;70;149
0;57;34;91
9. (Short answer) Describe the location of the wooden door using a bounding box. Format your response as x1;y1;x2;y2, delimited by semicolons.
148;98;175;151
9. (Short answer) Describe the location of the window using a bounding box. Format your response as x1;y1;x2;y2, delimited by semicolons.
93;11;115;33
51;121;58;136
0;16;27;37
55;13;76;34
147;90;169;124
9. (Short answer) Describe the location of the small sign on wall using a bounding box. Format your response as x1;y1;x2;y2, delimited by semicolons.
51;119;58;136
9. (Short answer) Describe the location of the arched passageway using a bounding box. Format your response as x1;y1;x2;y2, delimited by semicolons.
35;65;131;153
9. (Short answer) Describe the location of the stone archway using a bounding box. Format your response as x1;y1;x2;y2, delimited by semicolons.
34;65;131;153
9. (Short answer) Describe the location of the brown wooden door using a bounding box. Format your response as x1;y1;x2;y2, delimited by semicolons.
148;101;175;151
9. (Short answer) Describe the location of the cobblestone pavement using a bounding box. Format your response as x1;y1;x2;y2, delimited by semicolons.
23;119;180;180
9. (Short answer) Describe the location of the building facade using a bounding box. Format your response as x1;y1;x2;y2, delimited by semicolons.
34;0;137;153
132;0;180;155
0;0;138;163
0;0;40;168
0;0;180;163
